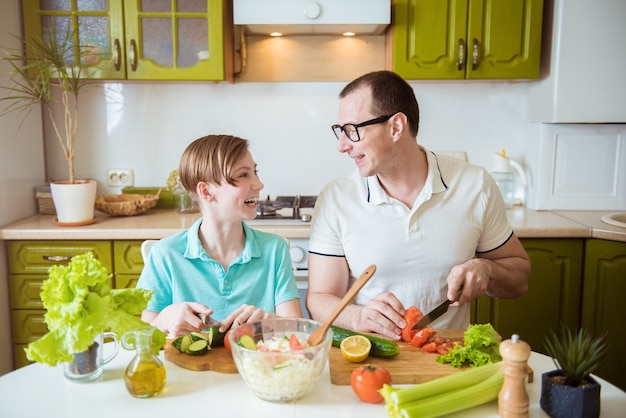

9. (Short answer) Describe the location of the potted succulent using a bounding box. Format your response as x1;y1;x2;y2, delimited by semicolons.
0;26;98;224
24;252;166;381
540;326;609;418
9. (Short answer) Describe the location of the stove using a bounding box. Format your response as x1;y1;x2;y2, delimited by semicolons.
255;195;317;220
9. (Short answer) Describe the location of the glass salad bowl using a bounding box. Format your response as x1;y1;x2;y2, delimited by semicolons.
228;317;332;402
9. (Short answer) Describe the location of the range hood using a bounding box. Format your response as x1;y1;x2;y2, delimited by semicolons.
233;0;390;36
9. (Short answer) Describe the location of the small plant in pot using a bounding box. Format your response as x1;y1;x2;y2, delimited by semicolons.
0;26;98;224
540;325;609;418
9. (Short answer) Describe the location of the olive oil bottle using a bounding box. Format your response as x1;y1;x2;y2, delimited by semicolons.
121;329;166;398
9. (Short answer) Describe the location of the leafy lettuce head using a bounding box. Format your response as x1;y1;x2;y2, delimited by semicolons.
25;252;166;366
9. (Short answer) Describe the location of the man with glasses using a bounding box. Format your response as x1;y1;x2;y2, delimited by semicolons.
306;71;530;340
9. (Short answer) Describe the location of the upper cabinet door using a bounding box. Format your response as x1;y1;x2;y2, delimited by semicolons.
22;0;225;81
391;0;543;80
123;0;224;80
467;0;544;79
22;0;126;79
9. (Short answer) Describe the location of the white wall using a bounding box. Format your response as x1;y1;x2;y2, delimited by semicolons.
44;79;531;198
0;0;46;374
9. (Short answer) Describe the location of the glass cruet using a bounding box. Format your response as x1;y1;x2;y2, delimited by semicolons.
121;328;166;398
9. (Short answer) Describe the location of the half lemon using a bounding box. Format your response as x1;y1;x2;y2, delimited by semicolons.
340;335;372;363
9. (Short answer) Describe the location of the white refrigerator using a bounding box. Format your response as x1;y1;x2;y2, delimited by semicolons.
0;0;46;375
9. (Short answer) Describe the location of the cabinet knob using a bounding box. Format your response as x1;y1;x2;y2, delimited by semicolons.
42;255;73;262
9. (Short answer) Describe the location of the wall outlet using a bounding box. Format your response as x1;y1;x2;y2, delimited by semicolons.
107;168;134;187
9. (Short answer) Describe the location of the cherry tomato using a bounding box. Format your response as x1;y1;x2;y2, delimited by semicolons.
410;327;435;348
401;306;423;343
351;364;393;403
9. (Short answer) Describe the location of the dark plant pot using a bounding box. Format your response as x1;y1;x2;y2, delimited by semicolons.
540;370;601;418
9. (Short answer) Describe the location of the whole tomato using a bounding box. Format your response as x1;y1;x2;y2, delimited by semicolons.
351;364;393;403
224;329;233;354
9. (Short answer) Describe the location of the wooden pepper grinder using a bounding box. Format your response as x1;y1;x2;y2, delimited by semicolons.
498;334;531;418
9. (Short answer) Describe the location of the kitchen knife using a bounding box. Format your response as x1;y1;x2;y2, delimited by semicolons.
411;285;464;330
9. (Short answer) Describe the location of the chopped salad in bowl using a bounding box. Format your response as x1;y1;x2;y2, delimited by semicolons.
228;318;332;402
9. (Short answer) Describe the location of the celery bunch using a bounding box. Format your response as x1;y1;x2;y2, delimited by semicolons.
379;362;504;418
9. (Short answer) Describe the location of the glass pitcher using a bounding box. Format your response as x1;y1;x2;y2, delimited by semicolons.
121;328;166;398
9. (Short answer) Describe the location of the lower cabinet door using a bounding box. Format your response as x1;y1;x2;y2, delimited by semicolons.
582;239;626;392
474;239;583;355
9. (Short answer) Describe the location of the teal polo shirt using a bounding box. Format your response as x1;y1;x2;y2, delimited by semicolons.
137;218;299;322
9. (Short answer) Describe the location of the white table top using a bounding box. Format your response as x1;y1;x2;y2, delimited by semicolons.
1;348;624;418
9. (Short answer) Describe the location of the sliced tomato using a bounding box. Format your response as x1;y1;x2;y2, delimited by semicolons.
224;329;233;354
401;306;423;343
421;341;438;353
289;333;304;351
410;327;436;348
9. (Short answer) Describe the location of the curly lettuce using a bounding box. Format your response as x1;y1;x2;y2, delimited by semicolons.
436;323;502;368
25;252;166;366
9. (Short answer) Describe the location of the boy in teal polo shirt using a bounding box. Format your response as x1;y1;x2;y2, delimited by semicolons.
138;135;301;338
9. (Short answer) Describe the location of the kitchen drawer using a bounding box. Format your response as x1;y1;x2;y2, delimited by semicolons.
7;241;112;274
11;310;47;344
113;241;144;275
13;344;31;369
9;275;44;310
115;274;139;290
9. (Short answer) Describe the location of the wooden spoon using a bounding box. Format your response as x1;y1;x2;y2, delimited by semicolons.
307;265;377;346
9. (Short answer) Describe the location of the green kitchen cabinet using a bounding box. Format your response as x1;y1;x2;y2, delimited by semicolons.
474;239;584;355
7;241;113;368
113;240;144;289
22;0;226;81
391;0;544;79
581;239;626;392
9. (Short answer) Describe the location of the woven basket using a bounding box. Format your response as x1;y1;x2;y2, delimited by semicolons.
95;192;160;216
35;185;56;215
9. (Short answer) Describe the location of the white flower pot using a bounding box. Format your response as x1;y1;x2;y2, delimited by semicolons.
50;179;97;225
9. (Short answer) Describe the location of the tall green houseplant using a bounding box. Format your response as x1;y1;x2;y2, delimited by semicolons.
0;26;92;184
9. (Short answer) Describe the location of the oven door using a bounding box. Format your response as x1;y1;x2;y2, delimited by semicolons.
289;238;309;318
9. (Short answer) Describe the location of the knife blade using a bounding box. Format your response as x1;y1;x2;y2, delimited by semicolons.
411;285;464;330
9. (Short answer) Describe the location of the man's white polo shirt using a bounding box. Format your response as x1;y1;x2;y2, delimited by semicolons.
309;150;513;329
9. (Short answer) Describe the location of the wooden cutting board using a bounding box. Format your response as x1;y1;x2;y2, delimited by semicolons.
329;329;467;385
164;341;238;373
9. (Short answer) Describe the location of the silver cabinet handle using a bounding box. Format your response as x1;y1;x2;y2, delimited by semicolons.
42;255;73;262
472;38;479;70
458;38;465;70
113;38;121;71
129;39;138;71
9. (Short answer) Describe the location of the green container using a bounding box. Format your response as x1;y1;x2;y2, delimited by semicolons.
121;187;174;209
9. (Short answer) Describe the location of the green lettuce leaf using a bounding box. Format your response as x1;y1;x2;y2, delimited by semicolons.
436;323;502;368
25;252;166;366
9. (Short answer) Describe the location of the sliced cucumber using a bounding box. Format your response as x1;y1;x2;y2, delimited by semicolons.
237;334;257;350
207;326;227;347
187;339;209;355
180;334;192;353
190;331;209;342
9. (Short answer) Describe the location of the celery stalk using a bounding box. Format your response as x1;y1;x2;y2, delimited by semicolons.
398;368;504;418
390;362;502;406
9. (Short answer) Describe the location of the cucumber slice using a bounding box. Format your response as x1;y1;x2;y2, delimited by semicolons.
237;334;257;350
186;339;209;355
208;326;226;347
180;334;192;353
190;331;209;342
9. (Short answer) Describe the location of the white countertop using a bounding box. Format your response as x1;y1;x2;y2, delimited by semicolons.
0;347;624;418
1;207;625;242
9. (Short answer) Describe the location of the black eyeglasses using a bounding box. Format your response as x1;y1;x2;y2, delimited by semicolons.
331;114;395;142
